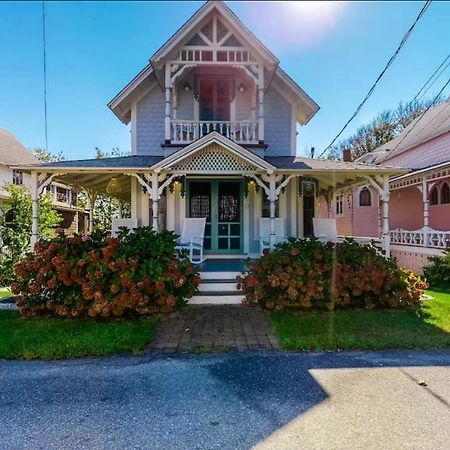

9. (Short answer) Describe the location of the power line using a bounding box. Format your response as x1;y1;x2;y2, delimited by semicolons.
388;76;450;154
42;0;49;152
414;53;450;103
318;0;432;158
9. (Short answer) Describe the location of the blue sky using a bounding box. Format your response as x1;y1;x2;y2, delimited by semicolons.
0;1;449;160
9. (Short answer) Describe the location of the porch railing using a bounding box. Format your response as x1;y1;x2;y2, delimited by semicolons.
170;120;259;145
390;227;450;249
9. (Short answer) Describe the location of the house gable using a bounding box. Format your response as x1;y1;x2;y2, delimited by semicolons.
150;0;279;88
108;1;318;127
151;131;275;173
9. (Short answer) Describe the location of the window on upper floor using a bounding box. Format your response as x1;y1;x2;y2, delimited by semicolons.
12;170;23;185
359;187;371;207
335;194;344;216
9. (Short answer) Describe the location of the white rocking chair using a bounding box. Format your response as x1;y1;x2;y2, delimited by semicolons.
313;218;382;247
312;218;343;243
259;218;286;254
175;217;207;264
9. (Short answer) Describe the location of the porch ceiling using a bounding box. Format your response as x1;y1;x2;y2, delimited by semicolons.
52;172;132;201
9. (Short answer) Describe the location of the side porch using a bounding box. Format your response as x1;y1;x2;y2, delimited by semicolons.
389;162;450;273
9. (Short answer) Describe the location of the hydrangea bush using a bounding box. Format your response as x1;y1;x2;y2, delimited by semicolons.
12;227;200;318
237;238;427;311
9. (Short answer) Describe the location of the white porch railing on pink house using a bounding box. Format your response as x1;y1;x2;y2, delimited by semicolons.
390;227;450;249
170;120;259;145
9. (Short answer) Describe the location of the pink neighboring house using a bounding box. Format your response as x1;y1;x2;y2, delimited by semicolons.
323;99;450;274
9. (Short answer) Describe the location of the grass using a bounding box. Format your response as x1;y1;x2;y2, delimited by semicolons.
0;310;156;360
269;290;450;351
0;288;12;298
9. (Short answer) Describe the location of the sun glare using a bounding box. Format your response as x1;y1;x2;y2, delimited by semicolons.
287;1;345;20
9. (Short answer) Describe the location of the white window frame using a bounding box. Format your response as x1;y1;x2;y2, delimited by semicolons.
12;170;23;185
335;193;344;216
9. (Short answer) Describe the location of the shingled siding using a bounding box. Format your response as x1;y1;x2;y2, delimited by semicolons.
136;87;165;156
264;86;292;156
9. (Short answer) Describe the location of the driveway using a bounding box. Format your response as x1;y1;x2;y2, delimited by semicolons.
0;350;449;449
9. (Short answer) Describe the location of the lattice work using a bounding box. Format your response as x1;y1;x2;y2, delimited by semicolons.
172;143;256;172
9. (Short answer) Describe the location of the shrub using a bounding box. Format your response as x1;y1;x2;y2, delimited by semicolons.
11;227;200;318
0;184;62;287
423;250;450;292
237;238;427;311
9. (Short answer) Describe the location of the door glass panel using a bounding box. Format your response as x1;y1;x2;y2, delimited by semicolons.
218;224;228;236
189;182;211;250
230;224;240;235
230;238;240;250
219;183;240;222
303;195;315;237
217;182;241;252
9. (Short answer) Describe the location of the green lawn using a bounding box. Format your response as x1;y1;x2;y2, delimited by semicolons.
269;290;450;351
0;310;156;360
0;288;12;298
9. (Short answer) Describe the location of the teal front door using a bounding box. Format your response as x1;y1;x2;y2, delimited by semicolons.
188;180;243;254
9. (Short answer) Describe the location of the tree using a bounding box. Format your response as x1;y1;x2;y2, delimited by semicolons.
32;148;65;162
0;184;62;286
327;96;444;161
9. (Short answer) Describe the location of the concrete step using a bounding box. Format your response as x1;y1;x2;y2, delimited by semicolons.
200;271;243;281
189;294;244;305
198;281;238;292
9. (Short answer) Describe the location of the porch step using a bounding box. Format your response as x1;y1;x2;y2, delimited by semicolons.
190;271;245;304
198;281;238;292
199;271;243;281
189;294;245;305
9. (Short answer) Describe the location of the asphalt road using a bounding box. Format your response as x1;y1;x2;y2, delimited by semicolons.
0;350;449;450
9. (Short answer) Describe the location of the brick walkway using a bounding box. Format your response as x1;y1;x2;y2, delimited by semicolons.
145;305;279;354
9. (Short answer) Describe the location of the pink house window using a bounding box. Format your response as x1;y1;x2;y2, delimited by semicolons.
359;188;371;206
430;186;439;205
442;183;450;204
335;194;344;215
429;182;450;205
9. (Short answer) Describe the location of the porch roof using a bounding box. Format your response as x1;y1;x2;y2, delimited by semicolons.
14;144;407;202
14;151;406;177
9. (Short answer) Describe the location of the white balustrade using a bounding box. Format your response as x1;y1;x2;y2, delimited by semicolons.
170;120;259;144
390;227;450;249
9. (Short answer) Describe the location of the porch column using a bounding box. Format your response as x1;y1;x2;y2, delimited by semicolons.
86;189;97;234
381;176;390;257
269;173;277;249
257;64;264;143
164;63;172;143
30;171;39;251
151;172;159;231
422;179;430;246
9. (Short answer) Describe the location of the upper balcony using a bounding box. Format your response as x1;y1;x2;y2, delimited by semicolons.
170;120;259;145
160;19;267;147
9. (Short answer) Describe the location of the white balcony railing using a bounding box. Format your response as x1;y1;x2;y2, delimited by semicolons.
390;227;450;249
171;120;259;145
